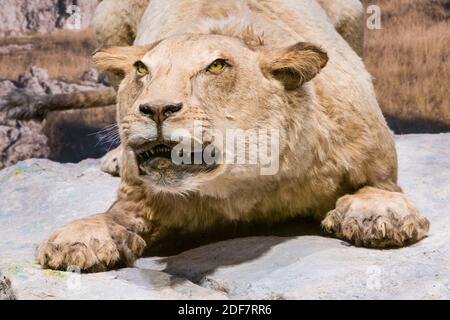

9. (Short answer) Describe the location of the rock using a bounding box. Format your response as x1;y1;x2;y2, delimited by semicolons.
18;66;50;95
15;66;107;95
0;66;106;167
0;0;100;37
0;81;17;97
0;271;16;300
0;72;50;170
80;68;100;83
0;134;449;299
0;113;50;170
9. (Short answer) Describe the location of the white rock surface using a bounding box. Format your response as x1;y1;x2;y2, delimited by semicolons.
0;134;449;299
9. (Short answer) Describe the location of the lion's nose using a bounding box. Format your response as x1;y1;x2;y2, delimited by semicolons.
139;102;183;124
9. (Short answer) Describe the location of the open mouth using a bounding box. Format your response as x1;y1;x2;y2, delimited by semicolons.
137;143;174;162
135;140;218;175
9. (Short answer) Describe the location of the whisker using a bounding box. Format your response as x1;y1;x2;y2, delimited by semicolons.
90;124;120;148
88;123;118;136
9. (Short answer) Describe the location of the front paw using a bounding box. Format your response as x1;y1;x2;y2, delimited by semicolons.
321;187;430;248
37;215;146;272
100;147;122;177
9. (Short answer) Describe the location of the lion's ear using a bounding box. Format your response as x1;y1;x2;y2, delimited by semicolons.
92;44;154;87
259;42;328;90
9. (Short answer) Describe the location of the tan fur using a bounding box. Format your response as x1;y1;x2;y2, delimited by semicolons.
322;187;430;248
38;0;429;272
100;144;122;177
260;42;329;89
93;0;364;54
316;0;364;56
94;0;151;47
92;44;156;89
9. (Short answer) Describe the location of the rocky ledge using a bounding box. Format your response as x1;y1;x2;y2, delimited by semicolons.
0;66;110;170
0;134;449;299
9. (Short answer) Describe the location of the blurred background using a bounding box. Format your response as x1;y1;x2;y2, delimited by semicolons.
0;0;449;169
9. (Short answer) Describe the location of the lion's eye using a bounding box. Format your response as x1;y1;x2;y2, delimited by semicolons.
207;59;227;73
134;61;149;76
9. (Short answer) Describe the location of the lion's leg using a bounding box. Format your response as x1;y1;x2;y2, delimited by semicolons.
321;186;430;248
37;201;153;272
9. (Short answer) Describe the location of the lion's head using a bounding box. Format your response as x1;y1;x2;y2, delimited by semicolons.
93;32;327;194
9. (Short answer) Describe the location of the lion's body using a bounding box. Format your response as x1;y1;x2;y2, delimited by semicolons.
106;0;396;228
36;0;429;272
95;0;364;54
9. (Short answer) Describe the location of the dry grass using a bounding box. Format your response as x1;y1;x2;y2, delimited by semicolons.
0;28;97;81
363;0;450;132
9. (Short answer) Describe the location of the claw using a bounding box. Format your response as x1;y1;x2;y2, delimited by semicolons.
380;222;386;238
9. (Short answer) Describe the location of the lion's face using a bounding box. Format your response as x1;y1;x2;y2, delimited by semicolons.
94;33;327;193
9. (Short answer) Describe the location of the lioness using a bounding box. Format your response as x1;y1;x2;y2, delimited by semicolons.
37;0;429;272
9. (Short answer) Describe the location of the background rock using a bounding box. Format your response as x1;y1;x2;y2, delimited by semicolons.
0;0;100;37
0;114;49;170
16;66;107;95
0;271;16;300
0;81;16;97
0;134;449;299
0;66;112;170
